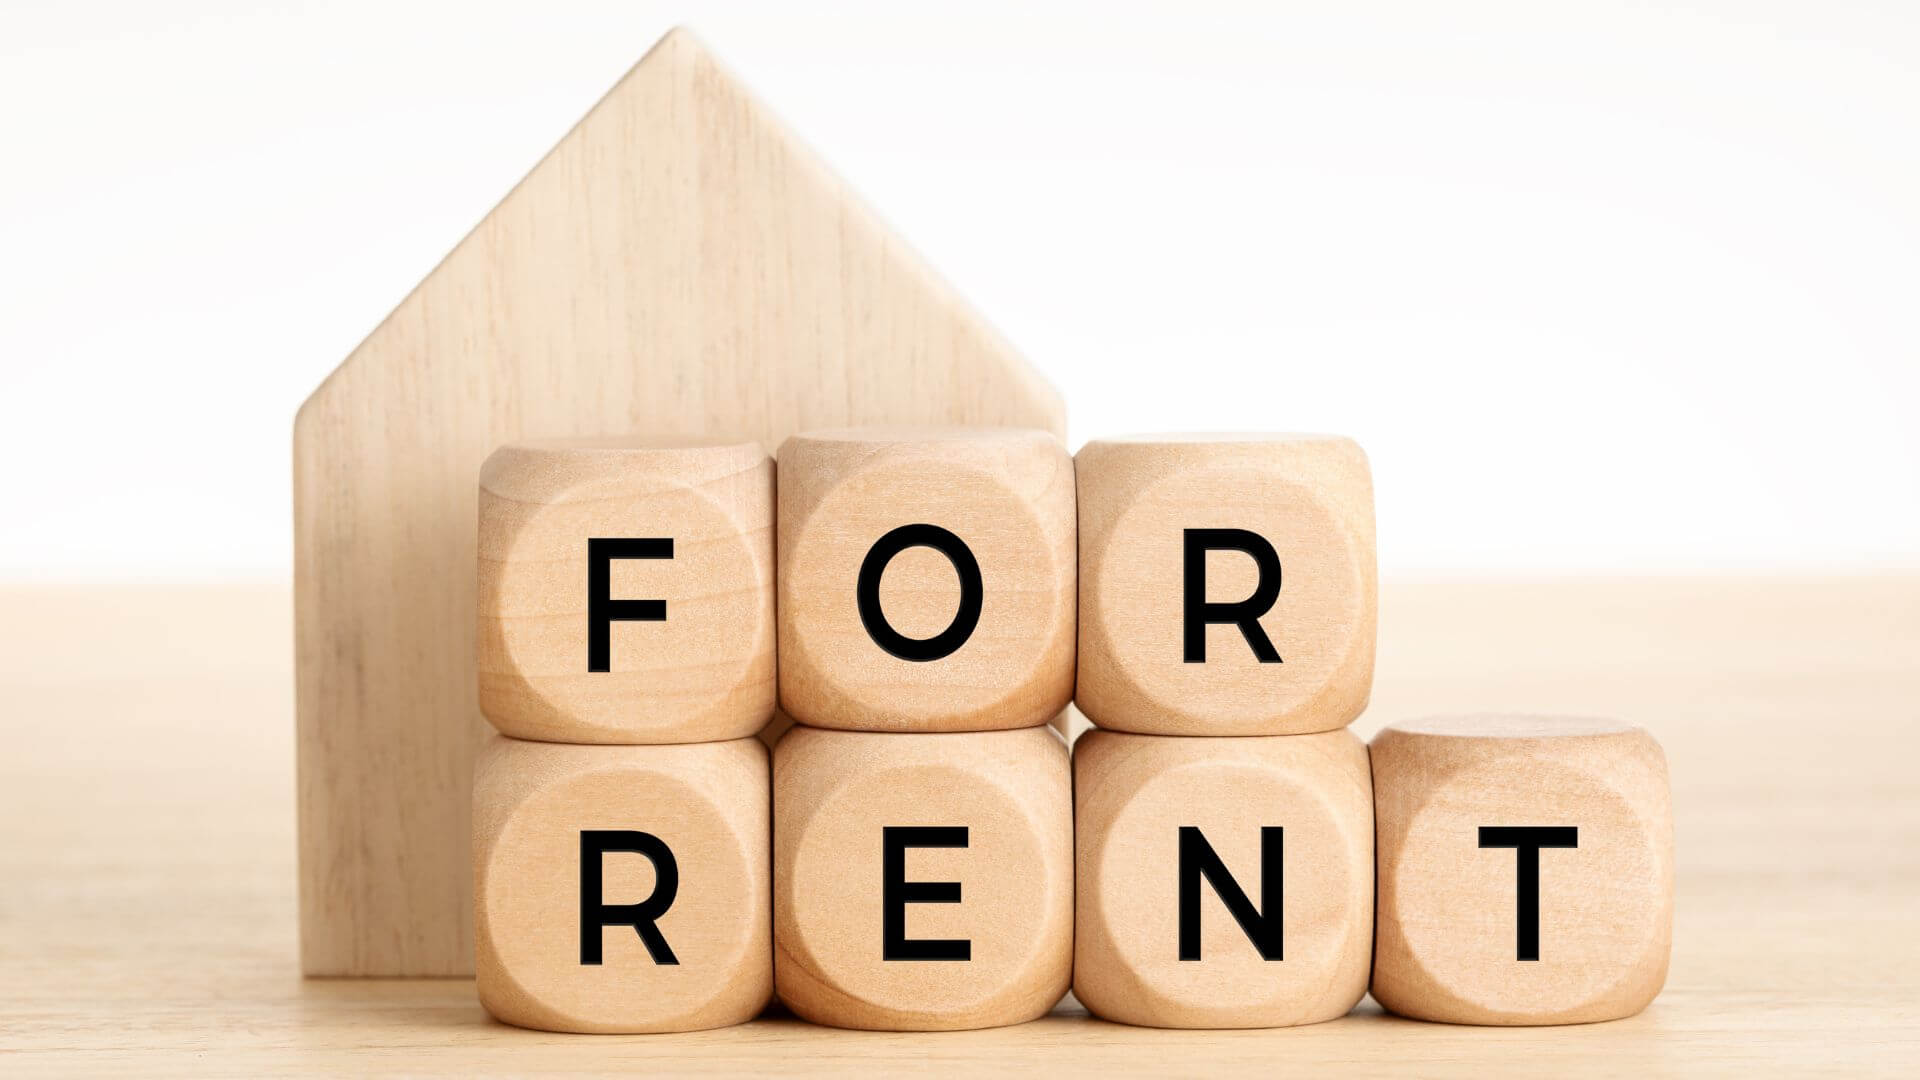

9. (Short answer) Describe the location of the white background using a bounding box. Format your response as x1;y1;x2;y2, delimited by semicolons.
2;1;1915;581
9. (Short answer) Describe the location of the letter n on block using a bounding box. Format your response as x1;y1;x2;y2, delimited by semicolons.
1074;730;1373;1028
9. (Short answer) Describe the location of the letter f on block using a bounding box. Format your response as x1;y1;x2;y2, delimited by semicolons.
586;537;672;672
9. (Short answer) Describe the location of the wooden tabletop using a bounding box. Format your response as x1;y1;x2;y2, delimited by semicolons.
2;579;1915;1076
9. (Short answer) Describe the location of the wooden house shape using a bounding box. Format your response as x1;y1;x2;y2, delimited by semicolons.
295;27;1063;977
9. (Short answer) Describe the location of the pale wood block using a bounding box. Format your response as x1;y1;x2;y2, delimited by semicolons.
1074;434;1376;737
477;438;774;744
473;734;771;1033
773;725;1072;1030
1072;729;1373;1028
296;25;1064;975
776;429;1075;733
1370;715;1674;1025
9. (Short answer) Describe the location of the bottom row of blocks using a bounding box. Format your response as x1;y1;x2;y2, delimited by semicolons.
473;717;1673;1033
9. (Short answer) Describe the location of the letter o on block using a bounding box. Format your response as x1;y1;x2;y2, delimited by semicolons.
477;438;776;744
776;429;1076;732
1073;730;1374;1028
1075;434;1376;736
773;726;1073;1030
473;736;771;1033
1370;715;1674;1025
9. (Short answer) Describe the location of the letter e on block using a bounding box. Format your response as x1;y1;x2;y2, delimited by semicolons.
773;726;1072;1029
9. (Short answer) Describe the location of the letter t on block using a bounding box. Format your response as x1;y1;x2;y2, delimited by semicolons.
1371;716;1673;1025
1477;826;1579;962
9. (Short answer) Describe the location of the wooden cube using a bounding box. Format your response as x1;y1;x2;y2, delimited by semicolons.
776;429;1075;732
1370;715;1674;1025
1075;434;1375;736
477;438;775;743
773;725;1072;1030
473;735;771;1032
1073;729;1373;1028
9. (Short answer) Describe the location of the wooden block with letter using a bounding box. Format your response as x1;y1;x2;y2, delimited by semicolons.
477;438;775;744
1072;729;1373;1028
295;27;1063;975
776;429;1075;733
772;725;1072;1030
1370;715;1674;1025
1074;434;1375;736
472;734;771;1033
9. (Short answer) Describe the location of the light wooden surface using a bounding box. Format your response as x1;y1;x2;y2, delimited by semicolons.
3;579;1916;1075
294;28;1064;976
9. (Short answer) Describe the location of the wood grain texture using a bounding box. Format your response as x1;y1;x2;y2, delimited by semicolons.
773;725;1073;1030
776;429;1077;732
5;579;1917;1075
477;439;775;744
1371;716;1673;1024
473;735;771;1032
1075;435;1376;736
294;28;1064;975
1073;729;1373;1028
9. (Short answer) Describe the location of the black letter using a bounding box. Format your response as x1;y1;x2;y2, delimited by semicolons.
856;524;984;662
580;830;679;965
1478;826;1578;961
1182;528;1282;663
1178;826;1284;961
587;537;672;672
882;826;970;960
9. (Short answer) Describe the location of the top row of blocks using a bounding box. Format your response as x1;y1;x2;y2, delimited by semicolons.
478;429;1376;743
